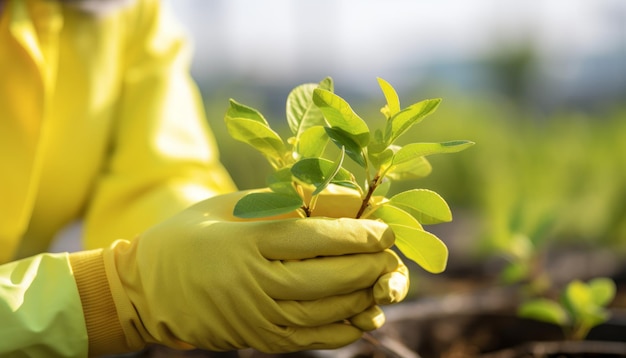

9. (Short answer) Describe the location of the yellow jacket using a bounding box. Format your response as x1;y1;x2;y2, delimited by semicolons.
0;0;235;355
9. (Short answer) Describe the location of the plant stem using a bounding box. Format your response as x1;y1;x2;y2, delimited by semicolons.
308;194;319;215
355;174;380;219
571;324;590;341
294;183;311;217
363;149;372;190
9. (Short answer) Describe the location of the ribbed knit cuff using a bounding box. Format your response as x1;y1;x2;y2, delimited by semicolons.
69;249;132;356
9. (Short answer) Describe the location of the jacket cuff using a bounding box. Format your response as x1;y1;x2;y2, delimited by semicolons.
69;249;133;356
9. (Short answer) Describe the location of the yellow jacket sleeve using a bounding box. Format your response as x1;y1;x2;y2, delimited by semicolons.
81;0;236;248
0;0;236;260
0;253;88;357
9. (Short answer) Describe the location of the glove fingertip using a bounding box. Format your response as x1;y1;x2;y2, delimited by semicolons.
374;271;409;305
349;305;386;331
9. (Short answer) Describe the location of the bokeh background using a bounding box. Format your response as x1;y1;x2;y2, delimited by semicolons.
166;0;626;291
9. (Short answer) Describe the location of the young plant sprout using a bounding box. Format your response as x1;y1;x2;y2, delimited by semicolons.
225;77;473;274
518;277;616;340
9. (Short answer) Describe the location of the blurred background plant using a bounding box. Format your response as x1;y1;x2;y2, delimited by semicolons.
518;277;617;341
166;0;626;295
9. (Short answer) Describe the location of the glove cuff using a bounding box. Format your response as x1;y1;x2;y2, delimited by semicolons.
69;249;132;356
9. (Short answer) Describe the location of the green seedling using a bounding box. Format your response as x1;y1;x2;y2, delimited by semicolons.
225;77;473;273
518;277;616;340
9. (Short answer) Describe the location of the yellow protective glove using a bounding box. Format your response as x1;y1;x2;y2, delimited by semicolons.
71;189;409;354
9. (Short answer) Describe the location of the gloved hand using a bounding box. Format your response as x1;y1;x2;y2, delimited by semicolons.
70;189;409;354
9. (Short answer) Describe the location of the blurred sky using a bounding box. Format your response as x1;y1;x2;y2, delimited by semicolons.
165;0;626;109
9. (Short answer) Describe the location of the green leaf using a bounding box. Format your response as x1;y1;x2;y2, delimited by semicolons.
507;233;534;261
318;77;334;91
556;278;614;340
226;98;271;126
368;129;388;154
225;118;286;164
325;127;366;167
371;204;447;273
389;189;452;224
562;280;593;317
286;77;333;137
291;157;358;192
384;141;473;180
518;299;569;326
368;146;395;169
392;224;448;273
312;147;345;196
387;156;432;181
385;98;442;144
562;280;608;328
225;99;286;164
499;261;531;284
267;167;297;195
371;204;423;230
392;141;475;164
562;280;611;335
296;126;329;158
330;179;363;192
588;278;616;307
234;192;303;218
377;77;401;118
313;88;370;147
